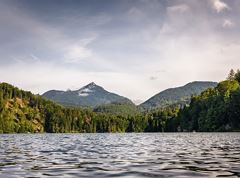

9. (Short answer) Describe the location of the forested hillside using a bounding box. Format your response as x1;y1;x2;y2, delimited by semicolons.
0;69;240;133
166;69;240;132
93;102;140;117
140;81;217;110
0;83;126;133
0;83;177;133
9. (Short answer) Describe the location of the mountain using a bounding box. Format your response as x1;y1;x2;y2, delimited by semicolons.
140;81;218;110
1;73;239;133
42;82;133;107
0;82;135;133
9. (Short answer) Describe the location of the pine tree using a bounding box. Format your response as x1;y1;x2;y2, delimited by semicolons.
227;69;235;80
234;69;240;83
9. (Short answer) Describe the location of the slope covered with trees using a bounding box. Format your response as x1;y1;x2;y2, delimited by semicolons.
0;69;240;133
140;81;217;110
93;102;140;117
166;69;240;132
0;83;177;133
0;83;128;133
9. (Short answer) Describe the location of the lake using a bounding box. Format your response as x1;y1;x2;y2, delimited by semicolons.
0;133;239;178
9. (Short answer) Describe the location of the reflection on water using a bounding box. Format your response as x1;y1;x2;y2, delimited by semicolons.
0;133;240;178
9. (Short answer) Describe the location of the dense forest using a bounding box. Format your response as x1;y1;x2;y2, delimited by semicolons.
0;82;176;133
0;69;240;133
168;69;240;132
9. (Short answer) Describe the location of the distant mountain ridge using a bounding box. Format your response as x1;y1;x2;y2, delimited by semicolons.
42;82;133;107
43;81;217;109
140;81;218;110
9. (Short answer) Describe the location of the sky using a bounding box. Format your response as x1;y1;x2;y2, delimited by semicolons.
0;0;240;104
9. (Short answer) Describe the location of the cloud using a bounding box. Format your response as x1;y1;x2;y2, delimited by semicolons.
63;45;93;63
29;54;40;61
222;19;234;28
211;0;230;13
63;35;97;63
128;7;144;19
167;4;190;13
1;0;240;102
163;3;194;35
0;1;101;65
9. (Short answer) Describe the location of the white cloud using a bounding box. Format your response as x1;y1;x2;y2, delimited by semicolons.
167;4;190;13
222;19;234;28
62;34;98;63
160;23;175;34
1;0;240;103
211;0;230;13
63;45;93;63
78;35;98;46
0;1;99;64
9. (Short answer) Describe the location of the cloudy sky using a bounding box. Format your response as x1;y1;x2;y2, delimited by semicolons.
0;0;240;104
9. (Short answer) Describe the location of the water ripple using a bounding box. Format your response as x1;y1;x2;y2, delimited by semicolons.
0;133;240;178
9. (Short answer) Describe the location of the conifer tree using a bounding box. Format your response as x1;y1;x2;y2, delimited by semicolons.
227;69;235;80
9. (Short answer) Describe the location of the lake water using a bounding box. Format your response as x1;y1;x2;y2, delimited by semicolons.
0;133;239;178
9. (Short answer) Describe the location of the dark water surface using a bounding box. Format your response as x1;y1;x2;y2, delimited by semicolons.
0;133;239;178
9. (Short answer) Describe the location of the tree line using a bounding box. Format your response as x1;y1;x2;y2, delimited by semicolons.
0;69;239;133
166;69;240;132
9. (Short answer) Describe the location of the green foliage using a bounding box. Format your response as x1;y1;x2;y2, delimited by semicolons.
93;102;140;117
227;69;235;81
0;82;178;133
227;69;240;83
173;79;240;132
1;69;240;133
144;106;179;132
234;69;240;83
